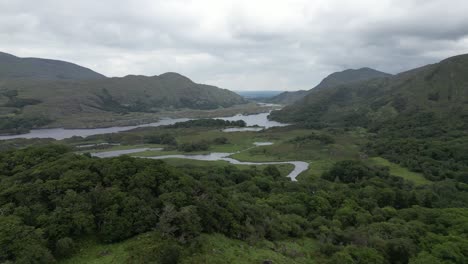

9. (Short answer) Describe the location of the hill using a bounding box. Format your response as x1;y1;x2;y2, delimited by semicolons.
270;54;468;182
0;51;105;80
267;90;308;104
267;68;391;104
0;73;246;133
0;52;248;134
270;55;468;126
313;67;391;91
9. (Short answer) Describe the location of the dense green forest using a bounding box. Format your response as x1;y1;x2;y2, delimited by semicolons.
0;145;466;263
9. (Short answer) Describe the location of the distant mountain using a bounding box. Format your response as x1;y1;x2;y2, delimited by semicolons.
313;67;391;91
235;90;284;99
267;68;391;104
0;52;248;133
270;54;468;128
0;51;105;80
267;90;308;104
0;72;246;117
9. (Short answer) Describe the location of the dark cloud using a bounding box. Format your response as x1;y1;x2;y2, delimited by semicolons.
0;0;467;90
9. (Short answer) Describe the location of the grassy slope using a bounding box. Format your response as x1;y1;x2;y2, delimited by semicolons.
0;74;246;119
366;157;429;185
60;233;320;264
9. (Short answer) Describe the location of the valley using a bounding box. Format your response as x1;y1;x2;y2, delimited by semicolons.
0;51;467;264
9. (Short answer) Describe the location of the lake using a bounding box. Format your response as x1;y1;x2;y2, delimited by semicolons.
0;112;288;140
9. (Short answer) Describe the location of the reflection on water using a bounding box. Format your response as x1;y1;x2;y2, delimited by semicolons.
0;112;288;140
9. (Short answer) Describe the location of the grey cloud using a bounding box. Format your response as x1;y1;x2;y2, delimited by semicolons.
0;0;468;90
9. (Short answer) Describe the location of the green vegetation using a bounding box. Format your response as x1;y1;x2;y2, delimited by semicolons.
271;54;468;183
367;157;429;186
2;52;468;263
0;145;467;263
167;119;246;128
267;67;390;105
289;132;335;145
62;233;320;264
0;51;105;80
0;115;51;134
0;71;247;134
0;52;251;133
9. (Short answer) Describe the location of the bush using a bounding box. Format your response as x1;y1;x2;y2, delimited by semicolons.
213;137;229;144
55;237;76;258
177;140;210;152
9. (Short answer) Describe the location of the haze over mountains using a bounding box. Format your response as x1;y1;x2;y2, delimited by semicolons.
268;68;392;105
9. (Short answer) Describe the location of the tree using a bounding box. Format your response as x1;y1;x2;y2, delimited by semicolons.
0;216;54;263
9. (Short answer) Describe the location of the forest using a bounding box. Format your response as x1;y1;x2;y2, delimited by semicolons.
0;145;466;263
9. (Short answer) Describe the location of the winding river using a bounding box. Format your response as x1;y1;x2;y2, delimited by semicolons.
91;142;309;181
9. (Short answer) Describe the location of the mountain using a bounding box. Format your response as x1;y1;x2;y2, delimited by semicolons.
0;52;248;133
0;51;105;80
234;90;284;99
270;54;468;183
0;72;246;117
267;90;308;104
270;54;468;128
313;67;392;91
267;68;391;104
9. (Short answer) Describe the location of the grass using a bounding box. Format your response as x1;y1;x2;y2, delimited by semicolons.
59;236;146;264
230;129;363;163
301;160;336;180
366;157;430;185
185;234;319;264
60;233;321;264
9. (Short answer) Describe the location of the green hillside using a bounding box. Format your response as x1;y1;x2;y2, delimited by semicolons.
0;51;105;80
0;73;246;116
0;53;248;134
267;90;308;104
268;68;391;105
313;67;391;91
271;54;468;126
271;54;468;182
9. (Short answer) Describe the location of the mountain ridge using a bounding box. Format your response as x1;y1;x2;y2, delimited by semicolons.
0;52;248;134
270;53;468;127
0;51;106;80
268;67;391;104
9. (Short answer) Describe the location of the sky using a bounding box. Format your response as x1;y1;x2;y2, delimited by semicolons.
1;0;468;91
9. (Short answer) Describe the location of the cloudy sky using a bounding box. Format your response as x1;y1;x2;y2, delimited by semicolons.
1;0;468;91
